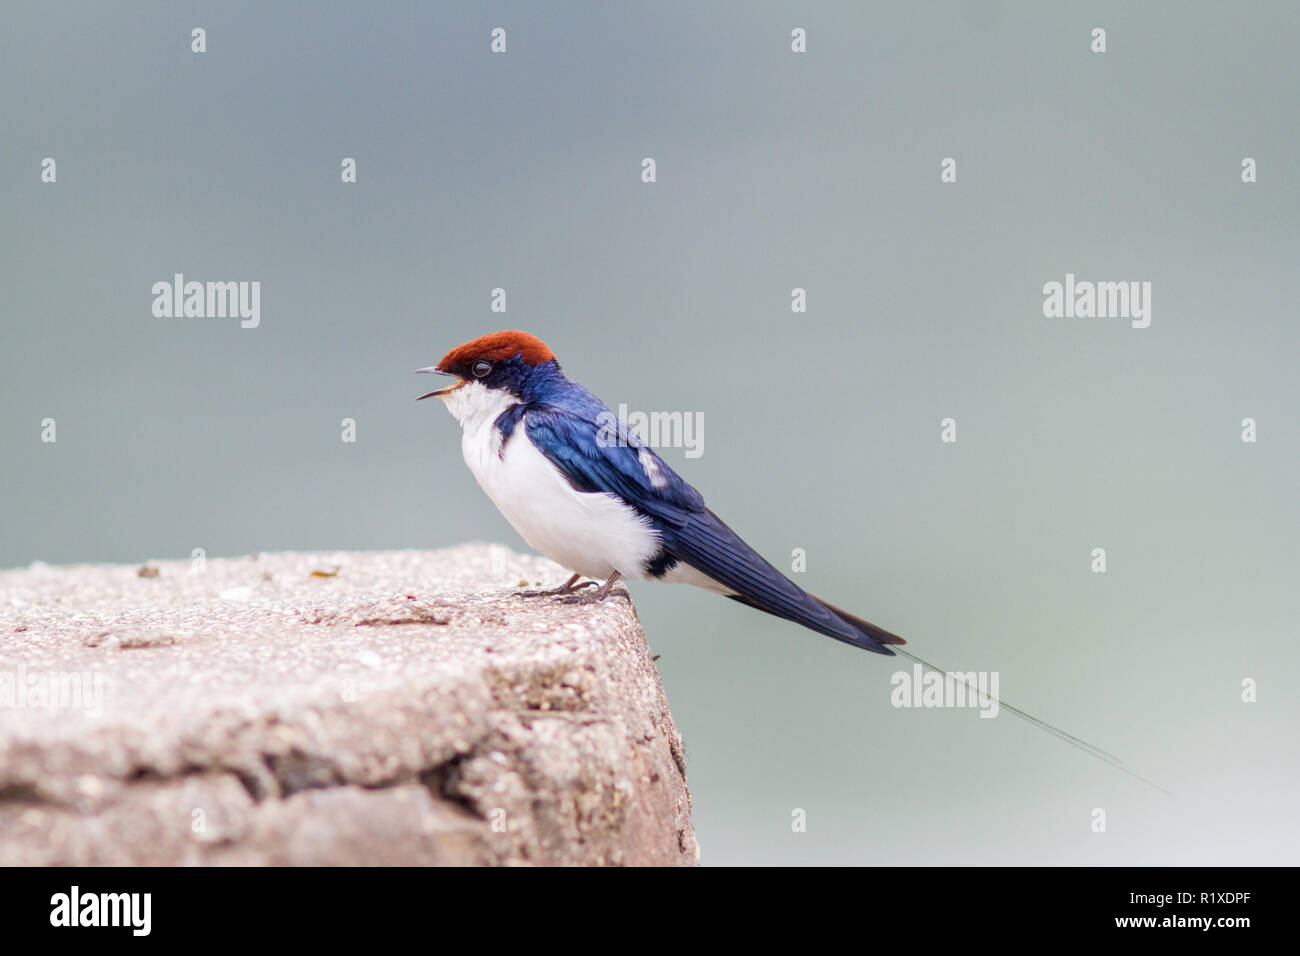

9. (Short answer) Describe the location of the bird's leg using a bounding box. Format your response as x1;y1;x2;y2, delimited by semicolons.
515;573;599;598
594;570;622;600
558;570;626;605
550;572;585;594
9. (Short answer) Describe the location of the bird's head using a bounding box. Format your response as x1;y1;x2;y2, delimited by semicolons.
416;331;558;416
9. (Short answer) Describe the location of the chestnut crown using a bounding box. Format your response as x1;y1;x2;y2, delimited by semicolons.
437;330;556;379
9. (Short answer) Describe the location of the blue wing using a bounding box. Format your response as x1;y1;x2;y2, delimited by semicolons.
521;400;903;655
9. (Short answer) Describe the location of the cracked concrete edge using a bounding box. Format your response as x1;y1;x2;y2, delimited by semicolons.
0;545;699;866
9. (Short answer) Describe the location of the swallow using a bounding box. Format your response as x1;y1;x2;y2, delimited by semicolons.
416;330;1171;793
416;330;906;652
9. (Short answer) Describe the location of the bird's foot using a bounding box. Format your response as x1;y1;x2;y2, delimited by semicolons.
555;589;629;606
514;573;598;598
555;571;626;605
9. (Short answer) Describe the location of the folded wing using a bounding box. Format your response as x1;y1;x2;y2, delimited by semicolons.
523;403;903;654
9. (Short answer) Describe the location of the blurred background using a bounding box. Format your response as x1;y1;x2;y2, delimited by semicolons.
2;1;1297;864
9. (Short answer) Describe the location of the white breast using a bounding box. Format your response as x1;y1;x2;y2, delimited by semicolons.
441;382;661;581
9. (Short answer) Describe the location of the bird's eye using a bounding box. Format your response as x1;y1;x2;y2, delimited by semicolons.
471;360;492;378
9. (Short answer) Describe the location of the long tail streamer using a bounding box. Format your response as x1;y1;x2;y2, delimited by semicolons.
890;645;1172;797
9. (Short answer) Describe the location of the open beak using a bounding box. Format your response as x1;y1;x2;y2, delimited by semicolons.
414;366;467;400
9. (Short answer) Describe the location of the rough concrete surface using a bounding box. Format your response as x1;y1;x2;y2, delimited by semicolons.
0;545;697;866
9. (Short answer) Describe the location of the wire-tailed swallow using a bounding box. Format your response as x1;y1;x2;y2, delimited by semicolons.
416;330;1170;793
417;329;904;654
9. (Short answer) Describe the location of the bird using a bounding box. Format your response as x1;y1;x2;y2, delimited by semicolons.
417;329;904;655
416;330;1171;794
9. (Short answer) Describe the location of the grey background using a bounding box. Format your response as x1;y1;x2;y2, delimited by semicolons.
3;1;1297;864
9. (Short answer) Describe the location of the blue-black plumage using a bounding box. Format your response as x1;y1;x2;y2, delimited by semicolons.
418;330;1168;792
421;330;904;655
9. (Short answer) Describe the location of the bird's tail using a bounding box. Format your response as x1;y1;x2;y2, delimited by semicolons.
812;595;907;649
812;596;1172;796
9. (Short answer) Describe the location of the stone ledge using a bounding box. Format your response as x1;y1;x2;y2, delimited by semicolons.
0;545;697;866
